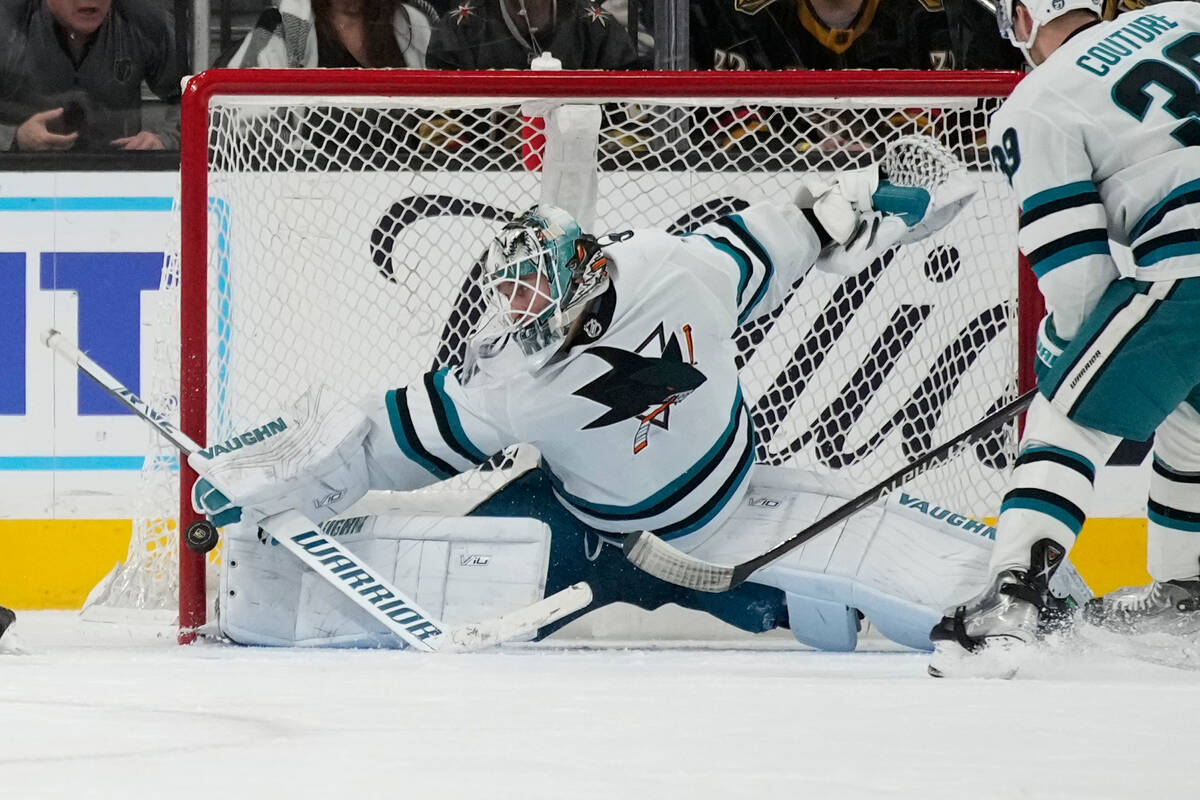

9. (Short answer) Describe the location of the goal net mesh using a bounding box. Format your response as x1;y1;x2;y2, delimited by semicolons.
86;74;1023;633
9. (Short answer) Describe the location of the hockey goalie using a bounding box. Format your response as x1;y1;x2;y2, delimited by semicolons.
192;136;1082;651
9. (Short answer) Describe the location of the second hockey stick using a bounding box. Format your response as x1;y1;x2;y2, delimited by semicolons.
624;389;1037;592
44;329;590;651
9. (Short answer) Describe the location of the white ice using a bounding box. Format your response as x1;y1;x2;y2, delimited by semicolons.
3;611;1198;800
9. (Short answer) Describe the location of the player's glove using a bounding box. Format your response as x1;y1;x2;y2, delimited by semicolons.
796;167;910;276
798;136;977;276
188;386;372;531
1035;314;1069;382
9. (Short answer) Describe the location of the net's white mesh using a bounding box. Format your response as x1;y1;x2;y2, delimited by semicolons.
881;133;964;189
102;84;1020;627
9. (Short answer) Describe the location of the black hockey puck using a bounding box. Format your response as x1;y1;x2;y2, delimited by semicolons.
185;519;220;554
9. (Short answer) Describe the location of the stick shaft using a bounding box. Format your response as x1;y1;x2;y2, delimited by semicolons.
731;389;1036;583
44;329;444;650
627;389;1036;591
44;329;202;456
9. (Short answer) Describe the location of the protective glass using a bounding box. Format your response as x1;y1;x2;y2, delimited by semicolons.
993;0;1017;42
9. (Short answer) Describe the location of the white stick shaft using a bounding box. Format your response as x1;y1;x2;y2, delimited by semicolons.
257;510;443;650
442;582;593;652
43;329;203;456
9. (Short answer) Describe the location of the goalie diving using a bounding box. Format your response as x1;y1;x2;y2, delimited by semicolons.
162;134;1087;652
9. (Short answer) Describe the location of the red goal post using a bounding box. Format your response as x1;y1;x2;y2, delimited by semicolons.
172;69;1036;643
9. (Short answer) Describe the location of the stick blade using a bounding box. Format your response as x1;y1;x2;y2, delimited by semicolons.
623;532;734;593
439;582;594;652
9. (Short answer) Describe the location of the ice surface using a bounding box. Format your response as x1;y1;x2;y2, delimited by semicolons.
2;612;1198;799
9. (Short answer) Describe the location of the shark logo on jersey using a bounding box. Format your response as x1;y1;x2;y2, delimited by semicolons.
573;323;705;453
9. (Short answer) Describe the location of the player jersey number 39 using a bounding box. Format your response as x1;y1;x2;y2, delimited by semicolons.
1110;31;1200;146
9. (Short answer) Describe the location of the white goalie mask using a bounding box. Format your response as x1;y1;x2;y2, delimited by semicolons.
462;205;609;385
991;0;1103;65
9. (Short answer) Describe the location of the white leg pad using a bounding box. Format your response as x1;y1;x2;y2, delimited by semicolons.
687;465;994;650
218;514;551;647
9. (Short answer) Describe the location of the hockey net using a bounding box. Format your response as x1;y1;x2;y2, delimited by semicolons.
87;70;1034;642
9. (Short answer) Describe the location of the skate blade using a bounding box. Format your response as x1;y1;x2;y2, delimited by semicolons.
928;637;1026;679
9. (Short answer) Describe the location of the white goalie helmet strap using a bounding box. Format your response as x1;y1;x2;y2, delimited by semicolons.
995;0;1104;60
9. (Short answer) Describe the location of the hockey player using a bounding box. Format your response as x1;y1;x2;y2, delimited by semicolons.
190;157;997;652
929;0;1200;676
0;605;13;642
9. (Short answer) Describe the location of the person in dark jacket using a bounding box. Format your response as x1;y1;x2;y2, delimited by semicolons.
0;0;182;152
426;0;638;69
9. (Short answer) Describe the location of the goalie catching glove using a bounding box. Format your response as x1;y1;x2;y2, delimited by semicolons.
798;134;977;276
190;386;372;530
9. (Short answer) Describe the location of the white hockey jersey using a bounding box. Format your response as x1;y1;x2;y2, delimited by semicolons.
362;201;821;542
990;1;1200;338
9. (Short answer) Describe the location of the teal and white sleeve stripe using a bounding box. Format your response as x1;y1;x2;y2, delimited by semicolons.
685;201;820;327
1019;181;1119;338
1128;178;1200;270
999;443;1097;539
363;369;514;488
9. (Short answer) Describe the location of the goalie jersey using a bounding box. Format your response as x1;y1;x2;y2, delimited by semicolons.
990;1;1200;339
364;202;821;542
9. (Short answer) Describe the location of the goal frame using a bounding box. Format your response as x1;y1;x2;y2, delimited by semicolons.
178;68;1038;644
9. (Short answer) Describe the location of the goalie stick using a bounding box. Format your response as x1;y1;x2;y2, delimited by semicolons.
624;389;1037;592
43;329;591;651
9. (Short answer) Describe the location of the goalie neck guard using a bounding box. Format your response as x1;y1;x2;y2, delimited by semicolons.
465;205;609;384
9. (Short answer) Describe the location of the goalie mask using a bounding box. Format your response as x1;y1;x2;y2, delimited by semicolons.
993;0;1103;65
464;205;609;383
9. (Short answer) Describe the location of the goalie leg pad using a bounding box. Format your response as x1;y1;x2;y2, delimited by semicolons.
218;514;551;647
687;465;996;650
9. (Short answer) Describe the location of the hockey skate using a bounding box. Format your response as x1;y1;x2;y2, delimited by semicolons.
0;605;13;640
1082;572;1200;637
0;605;26;655
928;539;1067;678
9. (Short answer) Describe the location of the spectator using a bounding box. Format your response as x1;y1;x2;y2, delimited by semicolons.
221;0;436;68
426;0;638;69
0;0;182;152
941;0;1024;70
689;0;1019;70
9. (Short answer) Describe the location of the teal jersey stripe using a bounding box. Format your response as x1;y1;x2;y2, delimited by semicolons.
385;389;455;480
1022;181;1098;213
546;391;746;518
1149;507;1200;532
656;434;755;541
1130;178;1200;240
999;495;1084;536
1019;444;1096;478
721;214;775;323
693;232;753;306
1134;239;1200;267
430;369;490;464
1031;241;1111;278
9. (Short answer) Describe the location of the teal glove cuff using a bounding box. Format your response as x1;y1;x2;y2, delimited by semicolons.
192;477;243;528
1035;314;1069;381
